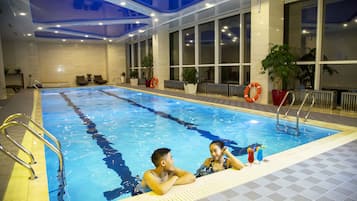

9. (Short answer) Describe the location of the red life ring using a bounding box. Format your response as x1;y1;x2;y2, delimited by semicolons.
150;77;159;88
244;82;262;103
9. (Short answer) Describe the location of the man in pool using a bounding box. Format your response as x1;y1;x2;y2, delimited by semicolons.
133;148;196;195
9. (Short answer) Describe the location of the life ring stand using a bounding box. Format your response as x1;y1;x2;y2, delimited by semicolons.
150;77;159;88
244;82;262;103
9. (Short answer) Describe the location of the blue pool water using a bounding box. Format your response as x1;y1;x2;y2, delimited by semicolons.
41;86;339;201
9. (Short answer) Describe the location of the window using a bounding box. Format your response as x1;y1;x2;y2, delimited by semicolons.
170;68;179;80
170;31;179;65
199;67;214;82
284;0;317;60
140;40;146;64
199;22;214;64
148;38;153;56
133;43;138;67
221;66;238;84
127;44;132;68
219;15;240;63
244;13;251;63
182;27;195;65
322;0;357;60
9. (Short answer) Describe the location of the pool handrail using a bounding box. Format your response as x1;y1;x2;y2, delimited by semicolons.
276;91;295;127
3;113;62;151
296;92;315;130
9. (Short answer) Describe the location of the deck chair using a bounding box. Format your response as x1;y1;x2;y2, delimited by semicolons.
93;75;108;85
76;75;89;86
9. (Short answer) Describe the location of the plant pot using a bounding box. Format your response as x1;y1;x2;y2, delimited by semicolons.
272;89;288;106
130;78;138;86
184;83;197;94
120;76;126;83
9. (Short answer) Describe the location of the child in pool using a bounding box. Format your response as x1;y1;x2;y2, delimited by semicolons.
132;148;195;195
196;140;244;177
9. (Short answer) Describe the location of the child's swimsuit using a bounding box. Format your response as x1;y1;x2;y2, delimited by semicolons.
195;158;231;177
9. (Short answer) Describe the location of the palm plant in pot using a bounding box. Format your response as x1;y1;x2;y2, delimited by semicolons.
261;44;298;105
141;54;153;87
182;68;198;94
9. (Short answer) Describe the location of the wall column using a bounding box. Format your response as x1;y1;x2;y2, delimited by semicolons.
250;0;284;104
106;43;126;85
152;25;170;89
0;35;7;99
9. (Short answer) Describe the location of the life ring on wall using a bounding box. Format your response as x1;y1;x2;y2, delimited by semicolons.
150;77;159;88
244;82;262;103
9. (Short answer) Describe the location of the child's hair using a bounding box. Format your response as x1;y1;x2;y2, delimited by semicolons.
210;140;224;149
151;148;171;167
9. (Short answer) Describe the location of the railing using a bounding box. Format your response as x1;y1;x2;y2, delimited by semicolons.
276;91;295;127
341;92;357;112
294;89;335;109
296;93;315;131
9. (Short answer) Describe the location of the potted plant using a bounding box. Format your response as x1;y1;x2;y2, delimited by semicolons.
261;44;298;105
14;68;22;74
182;68;198;94
141;54;153;87
129;70;138;86
120;72;126;83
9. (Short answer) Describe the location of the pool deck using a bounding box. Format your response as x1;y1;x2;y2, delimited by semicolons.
0;86;356;201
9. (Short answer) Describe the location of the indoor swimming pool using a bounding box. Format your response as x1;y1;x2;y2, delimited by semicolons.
41;86;339;201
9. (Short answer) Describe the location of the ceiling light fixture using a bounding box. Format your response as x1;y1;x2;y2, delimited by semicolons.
26;33;32;37
223;26;228;29
343;23;348;27
302;29;309;34
37;27;43;30
355;19;357;23
85;35;89;38
103;37;107;40
54;31;59;34
138;29;144;33
80;40;84;42
56;24;61;28
98;22;103;26
19;12;27;16
228;33;232;36
154;18;158;22
221;29;226;32
62;39;66;42
129;33;134;37
136;21;140;24
205;3;214;8
150;13;155;17
120;1;126;6
109;39;112;42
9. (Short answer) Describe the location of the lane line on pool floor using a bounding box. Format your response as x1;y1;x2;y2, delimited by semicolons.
59;92;138;201
99;90;261;156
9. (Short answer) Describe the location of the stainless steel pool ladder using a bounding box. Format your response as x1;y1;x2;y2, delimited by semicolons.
276;91;315;134
0;114;64;180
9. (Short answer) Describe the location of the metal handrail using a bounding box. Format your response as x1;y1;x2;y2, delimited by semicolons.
0;143;37;180
304;94;315;122
0;121;64;173
296;93;311;131
3;113;61;150
276;91;295;126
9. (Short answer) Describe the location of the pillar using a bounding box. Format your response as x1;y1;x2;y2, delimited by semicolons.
152;25;170;89
0;34;7;99
250;0;284;104
106;43;126;84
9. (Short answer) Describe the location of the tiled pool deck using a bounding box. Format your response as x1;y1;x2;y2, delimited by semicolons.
0;86;356;201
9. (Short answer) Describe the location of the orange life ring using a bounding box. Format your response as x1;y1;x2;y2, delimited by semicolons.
244;82;262;103
150;77;159;88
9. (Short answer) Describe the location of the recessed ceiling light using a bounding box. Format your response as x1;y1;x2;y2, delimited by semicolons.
37;27;43;30
220;42;224;46
85;35;89;38
343;23;348;27
154;18;158;22
54;31;59;34
223;26;228;29
221;29;226;32
98;22;103;26
302;29;309;34
189;40;193;43
150;13;155;17
120;1;126;6
19;12;27;16
56;24;61;28
136;21;140;24
185;43;190;47
62;39;66;42
80;40;84;42
355;19;357;23
186;33;189;36
26;33;32;37
128;33;134;37
109;39;112;42
233;37;238;40
205;3;214;8
103;37;107;40
228;33;232;36
138;29;144;33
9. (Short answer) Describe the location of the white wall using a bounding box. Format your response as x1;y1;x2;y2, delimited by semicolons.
2;40;126;87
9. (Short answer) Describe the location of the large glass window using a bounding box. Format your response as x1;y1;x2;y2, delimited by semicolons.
170;31;179;65
322;0;357;60
321;64;357;89
199;67;214;82
284;0;317;60
148;38;153;56
170;68;179;80
244;13;251;63
133;43;138;67
182;27;195;65
219;15;240;63
140;40;146;64
221;66;238;84
127;44;132;68
199;22;214;64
